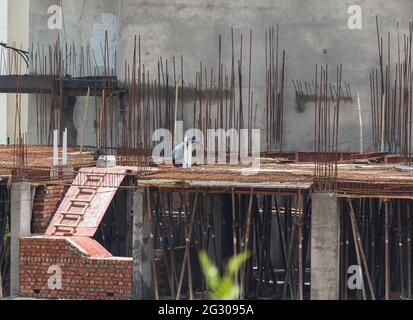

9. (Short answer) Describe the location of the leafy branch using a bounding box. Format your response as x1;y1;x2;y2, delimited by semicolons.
199;250;250;300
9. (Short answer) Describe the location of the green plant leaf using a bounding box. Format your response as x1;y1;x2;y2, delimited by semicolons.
199;250;221;291
227;251;250;276
215;276;240;300
199;250;250;300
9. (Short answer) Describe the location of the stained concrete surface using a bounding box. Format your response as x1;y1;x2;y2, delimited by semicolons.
27;0;413;151
311;192;340;300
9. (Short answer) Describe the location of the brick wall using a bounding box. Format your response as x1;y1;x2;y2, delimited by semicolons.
20;236;132;300
31;185;68;234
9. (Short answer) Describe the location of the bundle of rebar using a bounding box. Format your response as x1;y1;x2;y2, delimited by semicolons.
265;26;286;150
314;64;343;191
370;18;413;165
293;79;352;112
3;27;288;176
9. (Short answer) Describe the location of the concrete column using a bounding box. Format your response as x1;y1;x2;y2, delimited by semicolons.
130;189;153;300
311;193;340;300
10;182;32;297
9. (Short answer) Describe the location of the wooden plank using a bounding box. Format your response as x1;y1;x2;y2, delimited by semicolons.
70;199;91;204
0;264;2;298
54;223;77;229
60;211;85;216
138;179;313;190
78;186;98;190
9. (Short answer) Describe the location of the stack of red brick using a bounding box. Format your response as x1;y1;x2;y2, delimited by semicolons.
20;236;132;300
31;185;68;234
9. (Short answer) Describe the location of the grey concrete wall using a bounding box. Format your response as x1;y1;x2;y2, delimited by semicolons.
311;192;340;300
27;0;120;146
118;0;413;151
26;0;413;151
54;1;120;147
27;0;58;143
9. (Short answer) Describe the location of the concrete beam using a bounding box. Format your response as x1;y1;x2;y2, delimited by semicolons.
130;189;153;300
10;181;32;297
311;192;340;300
0;75;124;96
